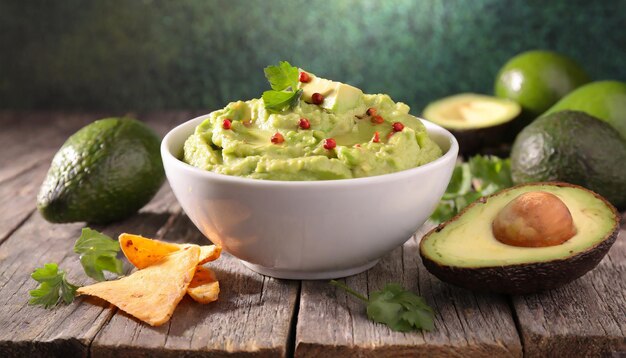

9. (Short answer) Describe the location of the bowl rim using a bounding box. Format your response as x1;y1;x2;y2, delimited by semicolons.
161;113;459;188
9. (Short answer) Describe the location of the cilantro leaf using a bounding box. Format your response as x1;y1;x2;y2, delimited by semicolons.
441;163;472;199
468;155;513;195
73;228;123;281
262;89;303;113
29;263;79;309
330;280;435;332
264;61;299;91
430;155;512;224
262;61;302;113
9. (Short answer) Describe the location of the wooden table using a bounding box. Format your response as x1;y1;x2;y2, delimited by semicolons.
0;111;624;357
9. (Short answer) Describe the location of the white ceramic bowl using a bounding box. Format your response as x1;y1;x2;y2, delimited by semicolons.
161;114;458;279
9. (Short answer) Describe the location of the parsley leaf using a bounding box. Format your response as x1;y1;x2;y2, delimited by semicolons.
29;263;78;309
330;280;435;332
264;61;299;91
262;61;302;113
73;228;123;281
430;155;513;224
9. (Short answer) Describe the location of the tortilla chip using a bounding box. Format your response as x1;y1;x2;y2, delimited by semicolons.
119;233;221;269
197;244;222;265
77;246;200;326
119;233;180;269
187;266;220;304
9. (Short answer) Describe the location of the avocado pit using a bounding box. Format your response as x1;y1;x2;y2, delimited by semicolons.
492;191;577;247
419;182;619;294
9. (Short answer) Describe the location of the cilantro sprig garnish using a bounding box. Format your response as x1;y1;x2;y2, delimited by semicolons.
73;228;123;281
29;228;124;309
262;61;303;113
330;280;435;332
430;155;513;224
28;263;78;309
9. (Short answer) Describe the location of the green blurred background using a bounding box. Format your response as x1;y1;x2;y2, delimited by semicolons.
1;0;625;113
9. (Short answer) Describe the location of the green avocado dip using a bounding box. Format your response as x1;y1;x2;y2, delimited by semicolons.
183;63;442;180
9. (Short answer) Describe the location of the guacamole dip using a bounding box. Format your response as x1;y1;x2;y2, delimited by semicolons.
183;67;442;180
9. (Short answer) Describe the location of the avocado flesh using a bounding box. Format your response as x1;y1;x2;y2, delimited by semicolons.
298;73;364;113
421;184;615;267
419;183;619;294
423;93;521;156
424;93;520;130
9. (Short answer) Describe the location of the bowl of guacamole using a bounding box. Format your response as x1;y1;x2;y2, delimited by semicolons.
161;63;458;279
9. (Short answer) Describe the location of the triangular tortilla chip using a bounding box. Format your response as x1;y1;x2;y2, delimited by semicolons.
187;266;220;304
119;233;180;269
119;233;220;268
77;246;200;326
196;244;222;265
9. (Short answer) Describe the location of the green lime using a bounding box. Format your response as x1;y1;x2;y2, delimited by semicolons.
543;80;626;139
495;50;590;117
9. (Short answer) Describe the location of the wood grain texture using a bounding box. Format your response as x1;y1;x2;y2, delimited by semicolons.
0;110;192;244
0;161;44;243
1;111;625;357
0;185;174;357
91;213;300;358
296;228;522;358
0;111;102;183
0;109;198;183
0;111;198;357
512;230;626;358
0;112;97;244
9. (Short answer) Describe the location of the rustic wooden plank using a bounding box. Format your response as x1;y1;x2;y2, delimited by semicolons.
0;110;198;183
0;110;191;245
512;229;626;357
0;161;44;243
296;228;522;358
0;111;102;183
0;184;176;357
0;112;97;244
90;213;300;358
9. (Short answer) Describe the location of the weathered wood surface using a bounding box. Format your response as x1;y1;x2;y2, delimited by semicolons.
0;110;196;244
0;186;173;357
0;111;625;357
512;223;626;358
296;228;522;358
0;111;190;356
0;112;92;183
0;112;94;243
91;213;299;358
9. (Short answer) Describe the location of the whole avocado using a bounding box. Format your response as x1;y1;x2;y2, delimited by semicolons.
495;50;590;117
511;111;626;208
37;118;165;224
543;81;626;139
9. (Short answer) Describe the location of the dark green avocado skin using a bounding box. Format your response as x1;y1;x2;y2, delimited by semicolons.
37;117;165;224
419;182;620;295
420;228;617;295
511;111;626;209
447;121;515;158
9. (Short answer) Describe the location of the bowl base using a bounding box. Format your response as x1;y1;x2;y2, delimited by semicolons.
241;259;380;280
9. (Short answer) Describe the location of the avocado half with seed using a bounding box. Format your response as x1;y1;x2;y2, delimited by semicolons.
423;93;521;156
419;182;619;295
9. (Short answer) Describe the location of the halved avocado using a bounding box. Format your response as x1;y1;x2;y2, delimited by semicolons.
419;182;619;295
423;93;521;156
